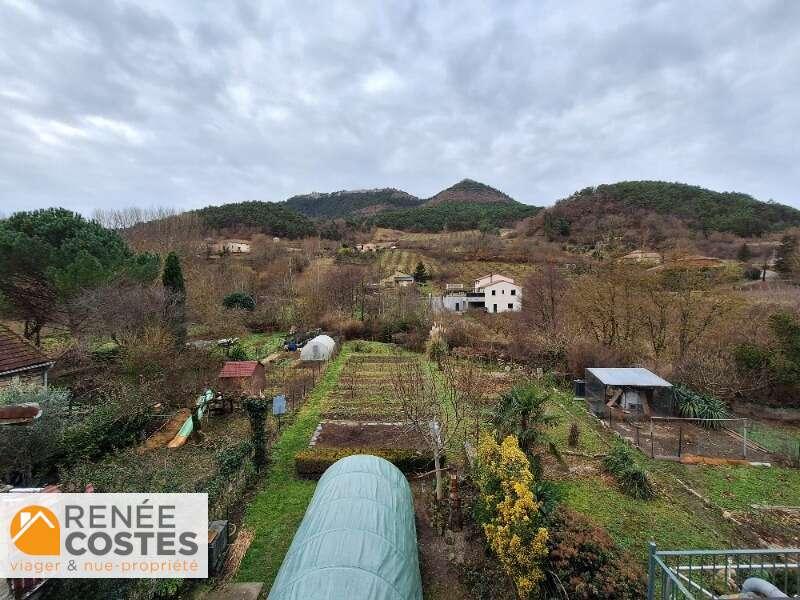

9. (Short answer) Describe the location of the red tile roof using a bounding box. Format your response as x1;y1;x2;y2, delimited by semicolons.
0;403;42;424
0;325;53;375
219;361;261;378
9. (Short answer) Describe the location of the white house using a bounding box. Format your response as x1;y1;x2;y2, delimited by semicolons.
439;273;521;314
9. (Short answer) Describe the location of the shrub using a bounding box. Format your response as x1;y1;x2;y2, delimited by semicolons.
60;400;153;466
425;324;448;364
0;384;70;486
295;446;436;478
206;441;254;511
227;343;249;361
546;507;646;599
474;434;549;598
568;422;580;447
244;397;270;471
601;442;655;499
222;291;256;311
674;384;728;428
743;266;762;280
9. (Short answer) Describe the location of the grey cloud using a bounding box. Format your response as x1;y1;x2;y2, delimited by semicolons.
0;0;798;215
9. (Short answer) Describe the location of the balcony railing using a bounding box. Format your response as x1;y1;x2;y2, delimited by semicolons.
647;543;800;599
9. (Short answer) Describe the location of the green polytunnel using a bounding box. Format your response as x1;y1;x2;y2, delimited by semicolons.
268;454;423;600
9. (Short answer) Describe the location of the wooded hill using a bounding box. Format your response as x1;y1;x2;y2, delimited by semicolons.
366;201;539;233
423;178;518;206
540;181;800;239
196;201;316;238
285;188;423;219
170;179;799;239
283;178;536;233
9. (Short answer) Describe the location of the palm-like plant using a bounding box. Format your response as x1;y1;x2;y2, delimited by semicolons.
489;382;562;473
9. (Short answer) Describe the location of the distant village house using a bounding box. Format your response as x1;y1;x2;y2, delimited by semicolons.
356;241;397;252
205;239;251;255
381;271;415;288
0;325;55;389
439;273;521;313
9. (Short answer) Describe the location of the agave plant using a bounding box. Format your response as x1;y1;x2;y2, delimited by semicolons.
674;385;728;429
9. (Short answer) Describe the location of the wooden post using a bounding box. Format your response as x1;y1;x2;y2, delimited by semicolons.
743;421;748;459
448;472;462;531
678;425;683;457
650;419;655;458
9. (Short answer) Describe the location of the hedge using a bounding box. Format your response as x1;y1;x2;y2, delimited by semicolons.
295;446;437;479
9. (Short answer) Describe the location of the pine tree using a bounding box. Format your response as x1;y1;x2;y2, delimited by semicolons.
162;252;187;349
162;252;185;294
413;261;428;283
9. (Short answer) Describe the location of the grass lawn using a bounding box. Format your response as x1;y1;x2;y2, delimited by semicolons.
235;341;388;587
656;462;800;511
747;421;800;463
546;391;751;562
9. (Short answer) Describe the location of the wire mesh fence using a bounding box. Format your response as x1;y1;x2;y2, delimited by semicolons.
746;420;800;467
608;412;774;462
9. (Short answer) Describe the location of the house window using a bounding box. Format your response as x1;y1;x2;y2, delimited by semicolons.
455;302;460;312
508;303;514;310
510;289;516;296
491;290;496;296
501;289;505;294
493;304;497;313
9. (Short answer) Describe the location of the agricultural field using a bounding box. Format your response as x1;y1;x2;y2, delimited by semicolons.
376;248;439;277
322;352;418;420
544;389;800;562
399;229;482;245
444;259;536;285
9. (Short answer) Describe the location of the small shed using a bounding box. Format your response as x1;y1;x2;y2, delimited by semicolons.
268;455;423;600
585;367;673;418
218;361;266;396
300;335;336;362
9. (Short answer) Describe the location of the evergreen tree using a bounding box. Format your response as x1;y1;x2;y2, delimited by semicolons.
162;252;186;349
737;242;752;262
162;252;185;294
0;208;149;344
413;261;428;283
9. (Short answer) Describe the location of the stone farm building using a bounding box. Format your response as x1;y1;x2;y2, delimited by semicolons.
439;273;521;313
381;270;415;288
620;249;662;265
205;239;251;255
0;325;55;389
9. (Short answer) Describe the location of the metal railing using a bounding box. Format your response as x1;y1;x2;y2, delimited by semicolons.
648;543;800;599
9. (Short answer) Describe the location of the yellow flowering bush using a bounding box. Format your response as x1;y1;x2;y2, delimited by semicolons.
476;434;549;599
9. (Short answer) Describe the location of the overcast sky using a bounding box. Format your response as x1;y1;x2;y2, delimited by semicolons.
1;0;798;216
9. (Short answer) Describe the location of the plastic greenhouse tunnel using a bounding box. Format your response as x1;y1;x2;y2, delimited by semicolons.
268;454;423;600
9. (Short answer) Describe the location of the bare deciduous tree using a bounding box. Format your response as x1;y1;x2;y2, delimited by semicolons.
390;358;482;502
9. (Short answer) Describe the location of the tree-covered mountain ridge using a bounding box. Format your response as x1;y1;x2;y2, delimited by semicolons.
542;180;800;238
